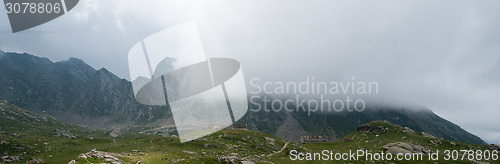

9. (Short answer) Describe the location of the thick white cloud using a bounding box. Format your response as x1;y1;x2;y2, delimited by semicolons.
0;0;499;144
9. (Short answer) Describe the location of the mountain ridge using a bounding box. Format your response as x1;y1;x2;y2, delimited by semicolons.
0;50;487;145
0;51;171;130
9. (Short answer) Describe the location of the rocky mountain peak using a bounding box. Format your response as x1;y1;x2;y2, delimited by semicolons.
56;57;95;73
65;57;89;66
0;51;170;130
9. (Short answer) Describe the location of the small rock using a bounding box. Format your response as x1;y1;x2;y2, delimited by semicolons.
204;143;218;148
171;158;185;163
264;137;275;142
422;132;436;138
77;154;87;159
27;158;43;163
402;127;415;134
430;140;442;146
53;129;77;139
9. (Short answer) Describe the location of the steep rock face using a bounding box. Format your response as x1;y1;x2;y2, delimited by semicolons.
275;113;311;142
0;52;170;129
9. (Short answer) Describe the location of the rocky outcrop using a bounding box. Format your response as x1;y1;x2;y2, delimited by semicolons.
357;124;388;135
69;150;124;164
0;100;50;126
422;132;436;138
53;128;76;139
109;128;122;138
402;127;415;134
216;153;242;164
383;142;430;155
171;158;185;163
1;155;22;163
26;158;43;163
139;124;176;136
489;144;500;151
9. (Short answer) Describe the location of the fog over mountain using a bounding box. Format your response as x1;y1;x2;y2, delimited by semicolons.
0;0;499;144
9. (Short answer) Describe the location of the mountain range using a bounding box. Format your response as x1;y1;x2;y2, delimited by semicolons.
0;50;487;145
1;100;498;163
0;51;173;130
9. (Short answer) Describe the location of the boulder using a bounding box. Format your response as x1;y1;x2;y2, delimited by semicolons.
383;142;429;155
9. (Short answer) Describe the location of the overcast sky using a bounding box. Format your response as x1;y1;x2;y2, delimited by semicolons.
0;0;499;144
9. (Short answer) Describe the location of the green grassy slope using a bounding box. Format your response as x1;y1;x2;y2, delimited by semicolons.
1;100;306;163
303;121;500;163
1;100;498;163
